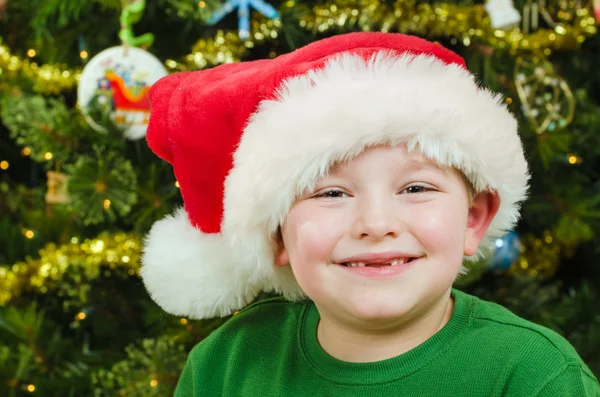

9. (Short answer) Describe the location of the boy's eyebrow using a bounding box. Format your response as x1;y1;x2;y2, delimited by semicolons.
400;158;449;176
326;156;449;176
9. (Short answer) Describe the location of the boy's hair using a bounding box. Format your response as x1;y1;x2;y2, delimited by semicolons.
140;32;529;320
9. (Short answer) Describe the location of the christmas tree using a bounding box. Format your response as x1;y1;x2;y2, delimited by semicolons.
1;0;599;395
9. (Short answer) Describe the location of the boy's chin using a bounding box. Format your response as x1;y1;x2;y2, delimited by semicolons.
327;295;422;328
348;302;416;325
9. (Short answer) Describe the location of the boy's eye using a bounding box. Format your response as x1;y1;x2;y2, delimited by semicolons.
403;185;432;194
314;189;348;199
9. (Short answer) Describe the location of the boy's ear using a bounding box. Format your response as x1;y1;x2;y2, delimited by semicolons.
274;230;290;266
274;246;290;267
464;191;501;256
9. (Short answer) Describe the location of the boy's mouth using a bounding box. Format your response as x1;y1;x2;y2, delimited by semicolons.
335;254;421;278
340;258;416;267
335;251;422;270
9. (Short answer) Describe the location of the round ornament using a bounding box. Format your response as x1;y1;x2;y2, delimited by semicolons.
489;230;522;270
77;46;167;140
514;56;574;135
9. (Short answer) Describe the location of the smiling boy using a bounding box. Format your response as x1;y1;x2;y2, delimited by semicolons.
141;32;600;396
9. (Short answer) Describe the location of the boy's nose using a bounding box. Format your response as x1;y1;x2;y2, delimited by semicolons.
350;198;403;241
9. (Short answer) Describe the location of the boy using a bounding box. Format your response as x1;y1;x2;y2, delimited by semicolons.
141;32;600;396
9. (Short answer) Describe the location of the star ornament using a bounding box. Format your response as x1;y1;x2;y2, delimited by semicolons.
207;0;280;41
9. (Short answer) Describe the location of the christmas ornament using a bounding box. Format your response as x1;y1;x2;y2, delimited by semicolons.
514;56;574;135
207;0;279;41
77;46;167;140
490;230;522;270
484;0;521;29
119;0;154;48
45;171;70;204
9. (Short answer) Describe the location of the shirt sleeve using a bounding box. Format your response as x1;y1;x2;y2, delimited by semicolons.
536;364;600;397
173;355;195;397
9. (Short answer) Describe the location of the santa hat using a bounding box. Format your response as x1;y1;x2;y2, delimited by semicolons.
141;32;529;319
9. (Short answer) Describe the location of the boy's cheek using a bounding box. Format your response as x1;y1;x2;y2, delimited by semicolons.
284;207;348;263
412;206;467;248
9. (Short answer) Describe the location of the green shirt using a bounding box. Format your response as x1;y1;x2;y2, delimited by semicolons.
175;289;600;396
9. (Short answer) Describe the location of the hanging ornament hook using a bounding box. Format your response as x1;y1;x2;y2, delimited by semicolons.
119;0;154;52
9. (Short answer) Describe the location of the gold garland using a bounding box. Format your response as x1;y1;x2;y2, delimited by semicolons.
0;42;80;95
0;233;141;306
1;0;596;94
508;229;564;279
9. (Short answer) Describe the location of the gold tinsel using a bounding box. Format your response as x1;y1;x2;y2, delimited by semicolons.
0;233;141;306
175;0;597;70
509;230;564;279
1;1;596;93
0;41;80;95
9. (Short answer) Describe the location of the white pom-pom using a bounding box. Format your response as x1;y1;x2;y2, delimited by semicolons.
141;208;261;319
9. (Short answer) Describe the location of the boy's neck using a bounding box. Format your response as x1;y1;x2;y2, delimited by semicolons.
316;290;455;363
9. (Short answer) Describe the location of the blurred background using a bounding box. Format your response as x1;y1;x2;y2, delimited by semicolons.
1;0;599;395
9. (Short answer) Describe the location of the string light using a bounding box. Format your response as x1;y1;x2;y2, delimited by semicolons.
76;311;86;320
505;97;513;105
21;147;31;156
198;1;206;7
23;229;35;239
80;50;89;59
103;199;111;210
180;318;188;325
175;181;180;188
567;154;581;164
0;161;8;170
27;384;35;392
150;379;158;387
44;152;53;160
27;49;36;57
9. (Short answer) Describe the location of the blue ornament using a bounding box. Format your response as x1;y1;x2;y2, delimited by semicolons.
207;0;280;41
489;230;521;270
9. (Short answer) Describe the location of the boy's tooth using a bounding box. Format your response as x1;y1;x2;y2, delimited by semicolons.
348;259;411;267
391;259;408;266
346;262;364;267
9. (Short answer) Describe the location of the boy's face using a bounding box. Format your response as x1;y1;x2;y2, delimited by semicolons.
276;145;498;329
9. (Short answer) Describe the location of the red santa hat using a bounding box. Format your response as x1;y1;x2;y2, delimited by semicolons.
141;32;529;319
